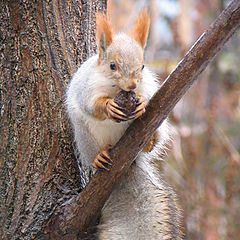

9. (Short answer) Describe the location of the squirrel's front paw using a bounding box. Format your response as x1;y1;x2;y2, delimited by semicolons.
106;99;128;122
92;147;112;171
133;96;146;119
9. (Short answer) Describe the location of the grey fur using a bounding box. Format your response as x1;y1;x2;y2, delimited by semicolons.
97;160;183;240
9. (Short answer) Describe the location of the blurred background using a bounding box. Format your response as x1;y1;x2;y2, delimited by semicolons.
108;0;240;239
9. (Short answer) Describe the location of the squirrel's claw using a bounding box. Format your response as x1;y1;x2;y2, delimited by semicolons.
108;100;124;111
106;99;128;122
130;96;146;120
92;149;112;171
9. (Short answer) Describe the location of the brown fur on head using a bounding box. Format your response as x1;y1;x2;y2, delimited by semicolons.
131;8;150;49
96;9;151;92
96;12;113;60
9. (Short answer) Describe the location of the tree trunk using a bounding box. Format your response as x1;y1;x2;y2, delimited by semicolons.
0;1;106;239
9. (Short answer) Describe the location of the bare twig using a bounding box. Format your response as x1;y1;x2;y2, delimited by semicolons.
44;0;240;239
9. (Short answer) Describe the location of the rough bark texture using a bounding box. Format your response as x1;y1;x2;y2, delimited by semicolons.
0;1;106;240
45;0;240;238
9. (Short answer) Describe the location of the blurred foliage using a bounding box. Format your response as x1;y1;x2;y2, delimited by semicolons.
109;0;240;239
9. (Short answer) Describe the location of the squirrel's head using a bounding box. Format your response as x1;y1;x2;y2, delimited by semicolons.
96;9;150;92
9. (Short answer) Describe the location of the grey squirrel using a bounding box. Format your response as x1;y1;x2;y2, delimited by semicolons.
66;9;182;240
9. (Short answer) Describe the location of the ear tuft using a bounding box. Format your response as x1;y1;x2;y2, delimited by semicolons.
131;8;150;49
96;12;113;57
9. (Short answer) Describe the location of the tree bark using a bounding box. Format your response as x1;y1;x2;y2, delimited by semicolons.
45;0;240;238
0;1;106;240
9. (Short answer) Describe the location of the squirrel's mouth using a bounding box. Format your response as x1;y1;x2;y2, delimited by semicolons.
112;84;138;94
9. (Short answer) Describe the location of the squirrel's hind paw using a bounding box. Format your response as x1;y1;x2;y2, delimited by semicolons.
92;149;112;171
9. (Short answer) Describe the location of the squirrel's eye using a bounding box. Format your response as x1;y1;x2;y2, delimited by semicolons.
110;62;117;71
141;64;145;70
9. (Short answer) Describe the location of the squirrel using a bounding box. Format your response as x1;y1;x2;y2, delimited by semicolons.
66;9;182;240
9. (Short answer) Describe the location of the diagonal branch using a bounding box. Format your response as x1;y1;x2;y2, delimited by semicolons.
45;0;240;239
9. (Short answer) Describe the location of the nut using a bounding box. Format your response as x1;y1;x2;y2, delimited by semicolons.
114;90;138;117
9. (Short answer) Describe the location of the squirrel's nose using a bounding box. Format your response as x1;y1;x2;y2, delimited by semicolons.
127;82;137;90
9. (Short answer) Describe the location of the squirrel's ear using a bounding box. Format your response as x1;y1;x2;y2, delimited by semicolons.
96;12;113;59
131;9;150;49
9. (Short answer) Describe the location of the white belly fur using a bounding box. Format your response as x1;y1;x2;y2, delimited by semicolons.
86;117;131;150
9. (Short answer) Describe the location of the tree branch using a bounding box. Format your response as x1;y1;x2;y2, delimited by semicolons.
45;0;240;238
